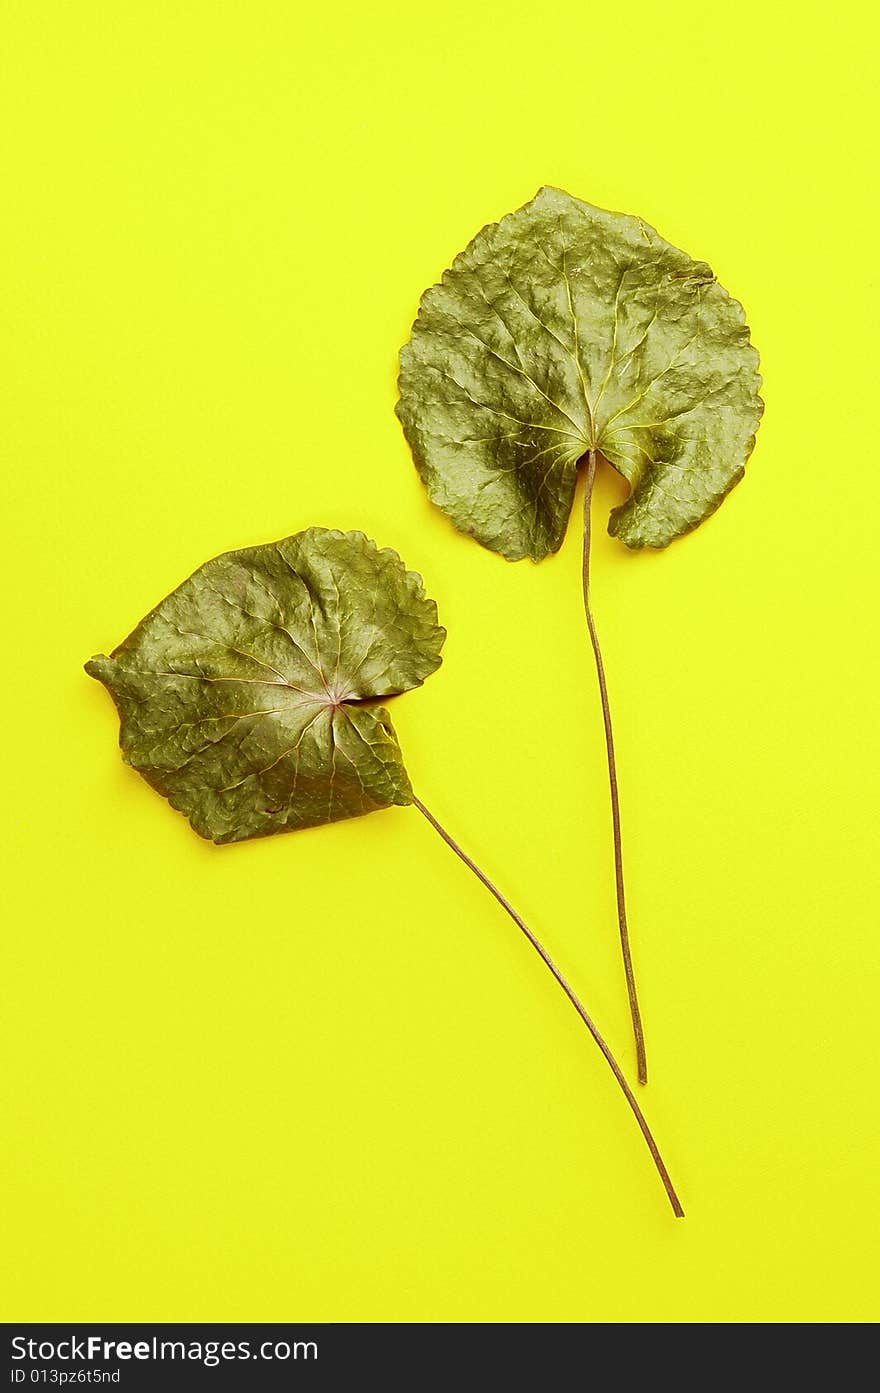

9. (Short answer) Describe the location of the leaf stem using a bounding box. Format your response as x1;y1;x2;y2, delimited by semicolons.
411;794;684;1218
582;448;648;1085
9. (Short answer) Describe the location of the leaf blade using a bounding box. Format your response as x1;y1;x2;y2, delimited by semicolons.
397;186;763;556
86;528;445;843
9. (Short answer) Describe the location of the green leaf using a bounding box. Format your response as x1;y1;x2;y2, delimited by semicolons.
397;186;763;558
86;528;445;844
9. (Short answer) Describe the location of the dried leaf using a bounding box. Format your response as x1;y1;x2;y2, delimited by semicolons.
87;528;445;843
397;186;763;557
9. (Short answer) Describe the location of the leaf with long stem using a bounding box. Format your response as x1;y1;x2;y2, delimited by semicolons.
87;525;683;1215
397;186;763;1080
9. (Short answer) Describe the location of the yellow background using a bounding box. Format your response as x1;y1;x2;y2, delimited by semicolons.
2;1;877;1324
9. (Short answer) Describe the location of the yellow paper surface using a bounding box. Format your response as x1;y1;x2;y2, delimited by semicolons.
1;0;877;1323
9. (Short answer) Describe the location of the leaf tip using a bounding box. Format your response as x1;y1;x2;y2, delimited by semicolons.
84;654;111;681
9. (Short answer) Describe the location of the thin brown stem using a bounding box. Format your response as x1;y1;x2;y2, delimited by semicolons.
411;794;683;1218
582;448;648;1085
